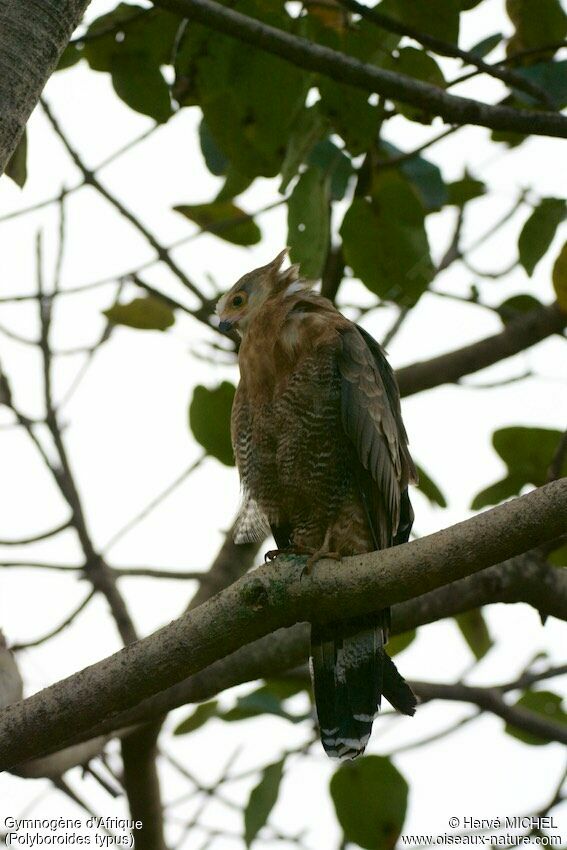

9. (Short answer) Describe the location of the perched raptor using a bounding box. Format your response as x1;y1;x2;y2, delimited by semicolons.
217;250;418;759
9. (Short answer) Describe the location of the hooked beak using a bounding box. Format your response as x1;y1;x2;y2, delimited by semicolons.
218;319;233;333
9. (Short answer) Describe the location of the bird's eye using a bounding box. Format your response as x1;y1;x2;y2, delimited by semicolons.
232;292;246;308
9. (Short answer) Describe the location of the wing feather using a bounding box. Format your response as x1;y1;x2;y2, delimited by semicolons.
338;326;416;547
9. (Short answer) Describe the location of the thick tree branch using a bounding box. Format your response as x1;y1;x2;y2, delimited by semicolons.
0;0;92;174
154;0;567;139
121;722;167;850
396;303;566;397
68;548;567;743
1;478;565;771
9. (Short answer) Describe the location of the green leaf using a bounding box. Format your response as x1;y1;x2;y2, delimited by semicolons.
244;760;285;847
380;0;461;43
111;52;172;123
221;684;309;724
447;173;486;206
414;464;447;507
330;756;408;850
103;296;175;331
307;16;397;156
388;630;416;658
280;107;329;193
341;172;434;305
379;142;448;212
174;701;219;735
215;168;255;203
468;33;503;58
505;691;567;745
308;139;353;202
175;1;308;177
83;4;177;122
548;544;567;567
471;427;567;509
455;609;494;660
496;294;543;325
5;130;27;188
199;119;228;176
512;62;567;109
174;201;261;246
506;0;567;59
189;382;235;466
384;48;445;123
56;42;83;71
518;198;566;276
470;475;525;511
287;167;330;279
552;241;567;311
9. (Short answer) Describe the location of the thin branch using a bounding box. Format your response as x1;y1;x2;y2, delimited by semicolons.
336;0;554;108
382;710;481;756
35;237;138;646
11;589;96;651
0;197;285;309
1;477;566;770
0;519;71;546
102;454;205;553
0;124;159;226
396;303;566;397
381;306;410;348
548;430;567;483
377;125;459;169
114;567;206;581
40;98;206;304
461;370;533;390
447;41;567;92
154;0;567;138
0;561;81;572
414;680;567;745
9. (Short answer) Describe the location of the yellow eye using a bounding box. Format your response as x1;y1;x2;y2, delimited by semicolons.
232;291;247;308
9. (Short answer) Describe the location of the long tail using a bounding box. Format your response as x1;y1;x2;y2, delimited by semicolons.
310;609;416;760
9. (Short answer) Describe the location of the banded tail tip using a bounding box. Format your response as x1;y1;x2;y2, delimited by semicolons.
321;729;371;761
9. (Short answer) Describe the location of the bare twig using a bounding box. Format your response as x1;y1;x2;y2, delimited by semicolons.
0;519;71;546
102;455;205;554
11;589;96;652
40;98;205;304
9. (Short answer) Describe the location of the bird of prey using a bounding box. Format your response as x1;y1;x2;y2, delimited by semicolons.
217;250;417;759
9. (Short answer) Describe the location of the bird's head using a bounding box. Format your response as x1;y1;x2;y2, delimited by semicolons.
216;249;300;335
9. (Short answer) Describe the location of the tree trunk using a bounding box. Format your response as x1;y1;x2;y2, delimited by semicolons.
0;0;92;175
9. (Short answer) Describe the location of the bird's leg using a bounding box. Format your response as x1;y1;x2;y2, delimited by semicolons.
302;528;342;577
264;544;313;563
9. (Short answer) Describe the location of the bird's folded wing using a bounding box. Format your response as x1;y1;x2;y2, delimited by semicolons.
337;327;416;544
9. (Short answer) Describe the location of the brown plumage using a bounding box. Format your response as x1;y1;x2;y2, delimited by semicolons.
217;250;418;759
